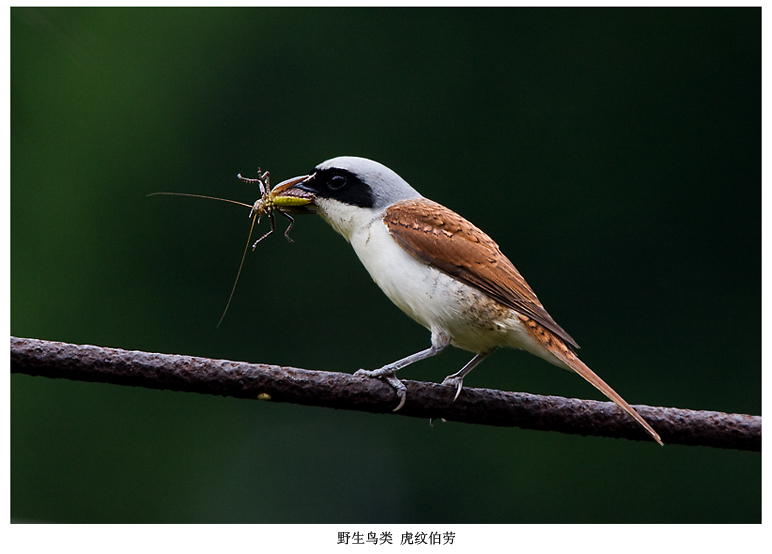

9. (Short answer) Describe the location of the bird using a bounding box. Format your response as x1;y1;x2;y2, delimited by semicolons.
275;156;662;445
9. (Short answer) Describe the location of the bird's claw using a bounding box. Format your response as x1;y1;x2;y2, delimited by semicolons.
441;376;464;402
355;368;407;411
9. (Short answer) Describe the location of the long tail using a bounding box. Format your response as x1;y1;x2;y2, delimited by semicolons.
562;350;663;445
518;315;662;445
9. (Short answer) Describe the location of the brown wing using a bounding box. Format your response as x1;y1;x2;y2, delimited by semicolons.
384;198;579;349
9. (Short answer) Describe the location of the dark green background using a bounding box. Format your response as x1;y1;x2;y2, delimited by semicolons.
11;8;760;523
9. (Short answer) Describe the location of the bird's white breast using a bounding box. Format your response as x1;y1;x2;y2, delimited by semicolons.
316;197;545;356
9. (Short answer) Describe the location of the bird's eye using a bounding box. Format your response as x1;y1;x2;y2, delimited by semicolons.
328;174;347;190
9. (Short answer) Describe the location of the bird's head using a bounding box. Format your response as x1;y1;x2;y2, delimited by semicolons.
272;156;422;239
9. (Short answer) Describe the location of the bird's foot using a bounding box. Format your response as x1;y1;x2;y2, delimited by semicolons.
440;375;464;402
355;368;407;412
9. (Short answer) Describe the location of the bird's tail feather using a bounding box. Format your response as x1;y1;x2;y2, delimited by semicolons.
561;351;663;445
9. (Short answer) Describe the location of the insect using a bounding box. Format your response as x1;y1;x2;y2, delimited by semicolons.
238;169;307;247
149;168;315;324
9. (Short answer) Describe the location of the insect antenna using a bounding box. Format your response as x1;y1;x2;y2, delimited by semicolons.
218;208;260;328
148;190;259;327
147;192;252;209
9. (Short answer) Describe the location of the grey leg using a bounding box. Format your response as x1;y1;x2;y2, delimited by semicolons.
441;349;496;402
355;330;451;411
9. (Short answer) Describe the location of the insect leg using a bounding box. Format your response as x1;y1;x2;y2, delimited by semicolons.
280;211;296;243
252;210;276;249
237;173;262;184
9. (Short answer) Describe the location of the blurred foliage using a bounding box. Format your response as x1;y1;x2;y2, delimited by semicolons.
11;8;759;523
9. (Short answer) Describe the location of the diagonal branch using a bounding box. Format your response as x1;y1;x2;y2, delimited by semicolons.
10;336;760;451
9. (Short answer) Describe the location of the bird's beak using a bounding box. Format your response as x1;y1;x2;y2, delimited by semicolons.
270;174;317;214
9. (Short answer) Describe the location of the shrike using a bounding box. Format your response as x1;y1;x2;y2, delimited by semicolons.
276;156;662;445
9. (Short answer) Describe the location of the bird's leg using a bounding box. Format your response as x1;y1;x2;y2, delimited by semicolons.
355;331;451;412
441;349;496;402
